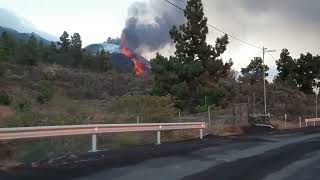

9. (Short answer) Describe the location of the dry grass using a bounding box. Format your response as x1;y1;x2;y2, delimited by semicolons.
208;124;244;136
0;106;15;123
271;119;302;130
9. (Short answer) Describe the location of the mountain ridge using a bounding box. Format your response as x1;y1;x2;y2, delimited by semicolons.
0;26;51;45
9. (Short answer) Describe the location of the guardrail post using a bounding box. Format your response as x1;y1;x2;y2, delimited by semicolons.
208;106;211;128
156;131;161;145
314;121;316;127
306;121;308;127
91;134;97;152
284;114;287;128
299;117;302;128
200;129;203;139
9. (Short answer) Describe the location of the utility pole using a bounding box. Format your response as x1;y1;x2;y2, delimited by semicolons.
263;47;267;117
262;47;276;118
313;79;320;119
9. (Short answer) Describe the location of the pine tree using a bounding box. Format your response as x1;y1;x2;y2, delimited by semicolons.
169;0;231;82
70;32;83;67
151;0;232;109
240;57;269;84
274;49;297;87
57;31;71;52
70;33;82;49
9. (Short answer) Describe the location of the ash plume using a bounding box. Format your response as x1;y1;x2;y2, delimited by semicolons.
123;0;187;54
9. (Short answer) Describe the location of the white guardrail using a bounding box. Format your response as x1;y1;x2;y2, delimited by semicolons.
0;122;206;152
305;118;320;127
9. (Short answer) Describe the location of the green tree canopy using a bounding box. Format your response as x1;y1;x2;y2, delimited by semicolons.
70;33;82;49
274;49;320;93
57;31;71;52
70;32;83;67
295;53;320;93
240;57;269;84
274;49;297;87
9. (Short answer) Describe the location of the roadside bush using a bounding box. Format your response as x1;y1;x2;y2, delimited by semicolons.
16;99;32;112
36;83;54;104
0;91;11;105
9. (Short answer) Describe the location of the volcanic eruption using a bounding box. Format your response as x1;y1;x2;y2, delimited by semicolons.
120;32;151;76
85;0;186;76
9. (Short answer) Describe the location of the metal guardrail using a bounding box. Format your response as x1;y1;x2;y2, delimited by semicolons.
305;118;320;127
0;122;206;152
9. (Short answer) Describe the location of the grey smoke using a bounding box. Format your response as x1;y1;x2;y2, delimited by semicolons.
0;8;57;41
123;0;187;53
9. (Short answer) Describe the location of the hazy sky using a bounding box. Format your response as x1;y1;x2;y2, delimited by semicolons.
0;0;319;80
0;0;137;44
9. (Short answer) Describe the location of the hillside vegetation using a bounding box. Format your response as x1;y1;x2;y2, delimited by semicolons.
0;0;319;164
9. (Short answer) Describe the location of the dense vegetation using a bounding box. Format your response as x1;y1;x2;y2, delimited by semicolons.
0;0;320;164
0;0;320;125
0;31;112;73
275;49;320;93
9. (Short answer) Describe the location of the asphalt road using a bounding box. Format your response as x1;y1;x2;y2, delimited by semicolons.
2;128;320;180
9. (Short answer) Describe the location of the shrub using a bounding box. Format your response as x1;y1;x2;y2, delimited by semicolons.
16;99;32;112
36;84;54;104
0;91;11;105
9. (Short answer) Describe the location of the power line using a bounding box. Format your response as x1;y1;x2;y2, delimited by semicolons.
163;0;262;49
267;52;278;61
164;0;184;11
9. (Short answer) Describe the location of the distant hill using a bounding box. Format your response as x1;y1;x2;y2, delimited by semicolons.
85;42;121;55
110;53;135;73
0;26;51;45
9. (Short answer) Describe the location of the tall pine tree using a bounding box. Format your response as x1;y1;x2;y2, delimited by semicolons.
70;32;83;67
151;0;232;109
57;31;71;52
274;49;297;87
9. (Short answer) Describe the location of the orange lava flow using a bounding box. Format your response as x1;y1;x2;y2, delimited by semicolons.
120;32;145;76
132;59;145;76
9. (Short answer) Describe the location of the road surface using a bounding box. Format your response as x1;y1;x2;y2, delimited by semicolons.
2;128;320;180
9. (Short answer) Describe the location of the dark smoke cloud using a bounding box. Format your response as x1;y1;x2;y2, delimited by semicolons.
0;8;57;41
123;0;187;53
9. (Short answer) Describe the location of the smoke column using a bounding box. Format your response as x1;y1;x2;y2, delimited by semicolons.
122;0;187;54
